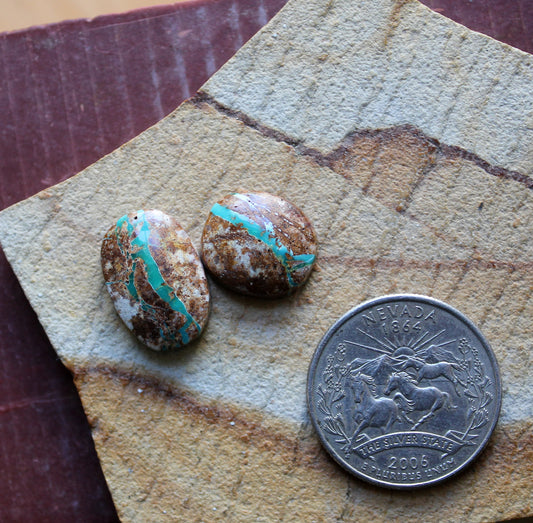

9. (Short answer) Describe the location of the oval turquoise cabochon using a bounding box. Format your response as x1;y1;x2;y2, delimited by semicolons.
201;192;318;298
101;209;210;351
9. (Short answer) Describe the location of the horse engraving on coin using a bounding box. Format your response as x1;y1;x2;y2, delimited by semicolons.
308;295;501;489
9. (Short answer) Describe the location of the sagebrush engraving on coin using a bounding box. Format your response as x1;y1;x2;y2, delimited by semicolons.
307;295;501;488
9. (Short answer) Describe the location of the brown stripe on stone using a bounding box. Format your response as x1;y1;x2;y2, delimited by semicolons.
191;91;303;149
73;364;322;470
190;92;533;192
380;0;414;49
74;364;532;522
438;142;533;190
329;125;440;212
318;255;532;272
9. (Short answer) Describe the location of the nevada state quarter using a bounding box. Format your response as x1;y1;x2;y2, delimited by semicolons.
307;295;501;489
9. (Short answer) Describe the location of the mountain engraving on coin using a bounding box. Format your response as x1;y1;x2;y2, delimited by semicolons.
307;295;501;489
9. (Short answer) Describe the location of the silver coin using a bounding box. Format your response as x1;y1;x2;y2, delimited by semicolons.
307;294;502;489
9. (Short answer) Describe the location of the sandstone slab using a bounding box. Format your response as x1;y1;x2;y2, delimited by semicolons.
0;0;531;521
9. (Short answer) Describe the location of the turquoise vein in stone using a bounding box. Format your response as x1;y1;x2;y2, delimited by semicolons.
210;197;315;287
114;210;200;345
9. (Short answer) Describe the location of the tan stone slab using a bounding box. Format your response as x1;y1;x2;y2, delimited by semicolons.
0;0;532;521
204;0;533;173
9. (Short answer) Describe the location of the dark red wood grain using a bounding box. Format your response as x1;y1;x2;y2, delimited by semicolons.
0;0;530;520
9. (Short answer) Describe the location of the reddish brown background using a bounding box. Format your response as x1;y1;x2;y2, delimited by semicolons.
0;1;531;520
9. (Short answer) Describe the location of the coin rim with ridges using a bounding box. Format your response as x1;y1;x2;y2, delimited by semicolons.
306;294;502;489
